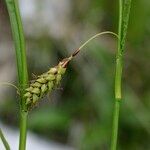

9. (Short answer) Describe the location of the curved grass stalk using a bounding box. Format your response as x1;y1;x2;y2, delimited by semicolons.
71;31;118;57
78;31;118;50
5;0;29;149
111;0;132;150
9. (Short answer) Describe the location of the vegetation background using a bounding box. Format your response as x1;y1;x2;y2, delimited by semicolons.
0;0;150;149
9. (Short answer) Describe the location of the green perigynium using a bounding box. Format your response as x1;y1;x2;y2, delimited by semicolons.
24;58;69;110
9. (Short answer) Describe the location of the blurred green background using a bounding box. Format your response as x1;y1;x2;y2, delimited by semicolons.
0;0;150;149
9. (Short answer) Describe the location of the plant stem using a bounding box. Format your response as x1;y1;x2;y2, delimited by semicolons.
5;0;28;150
0;128;10;150
19;111;28;150
110;99;121;150
111;0;132;150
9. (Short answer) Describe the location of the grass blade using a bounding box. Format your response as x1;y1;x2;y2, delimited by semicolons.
5;0;29;149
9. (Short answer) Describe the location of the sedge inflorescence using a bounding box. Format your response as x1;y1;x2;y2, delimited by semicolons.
23;31;118;111
24;58;71;110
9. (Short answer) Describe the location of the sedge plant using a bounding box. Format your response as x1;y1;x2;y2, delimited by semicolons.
0;0;131;149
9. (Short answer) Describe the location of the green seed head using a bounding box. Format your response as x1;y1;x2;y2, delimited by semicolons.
24;58;70;111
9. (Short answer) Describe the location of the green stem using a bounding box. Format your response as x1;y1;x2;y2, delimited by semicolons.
0;128;10;150
111;0;132;150
5;0;29;150
110;99;121;150
19;111;28;150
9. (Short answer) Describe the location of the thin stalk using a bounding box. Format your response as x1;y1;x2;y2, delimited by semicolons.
5;0;28;150
78;31;118;50
0;128;10;150
19;111;28;150
111;0;132;150
71;31;118;58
